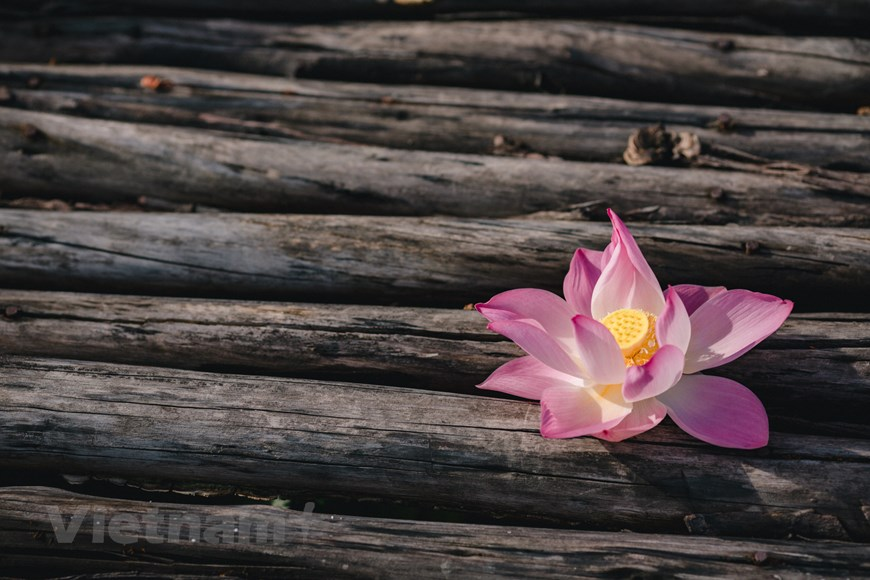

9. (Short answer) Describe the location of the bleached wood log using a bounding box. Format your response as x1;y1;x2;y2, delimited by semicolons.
1;357;868;541
2;108;869;224
0;210;867;310
1;64;869;171
1;19;868;110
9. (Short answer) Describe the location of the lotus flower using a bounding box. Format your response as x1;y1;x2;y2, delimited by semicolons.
476;210;792;449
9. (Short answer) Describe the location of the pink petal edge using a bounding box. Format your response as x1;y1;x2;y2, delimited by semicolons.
477;355;580;400
590;231;665;319
572;315;626;385
540;384;632;439
672;284;727;316
684;290;793;374
563;248;603;317
656;287;691;353
487;319;582;378
476;288;576;346
657;374;769;449
594;397;667;442
622;345;684;403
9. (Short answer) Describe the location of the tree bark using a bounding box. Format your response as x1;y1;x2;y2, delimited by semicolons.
2;64;870;172
1;357;868;541
0;210;867;310
0;487;867;578
2;108;869;225
1;19;868;111
0;291;866;438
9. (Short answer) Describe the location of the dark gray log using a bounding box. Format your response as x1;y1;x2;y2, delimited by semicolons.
0;487;867;578
1;19;869;111
0;210;867;310
0;291;866;438
2;108;869;225
1;356;868;540
5;0;870;37
2;64;869;172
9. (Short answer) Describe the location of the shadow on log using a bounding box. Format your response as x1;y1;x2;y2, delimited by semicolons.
0;487;868;578
0;357;868;541
5;0;870;36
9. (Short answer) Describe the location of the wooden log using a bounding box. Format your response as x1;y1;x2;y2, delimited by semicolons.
0;210;867;311
1;19;869;111
0;291;866;438
2;108;869;225
1;356;868;541
2;64;870;172
1;487;868;578
5;0;870;37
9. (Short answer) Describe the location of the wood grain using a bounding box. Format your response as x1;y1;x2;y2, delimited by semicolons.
1;356;868;541
7;0;870;28
2;64;870;172
1;487;867;578
1;210;867;310
0;291;866;438
4;108;869;224
1;19;869;110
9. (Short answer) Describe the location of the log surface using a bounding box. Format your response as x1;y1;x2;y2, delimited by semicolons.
8;0;870;31
2;64;870;173
4;108;868;224
0;211;867;310
1;356;868;541
1;19;869;110
0;487;867;579
0;291;866;438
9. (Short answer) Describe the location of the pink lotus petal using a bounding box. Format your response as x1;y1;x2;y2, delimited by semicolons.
658;374;769;449
540;384;632;439
487;319;581;378
476;288;576;345
477;355;580;400
601;238;616;268
622;345;684;402
672;284;727;316
657;287;691;352
594;398;667;442
684;290;793;374
607;209;664;306
572;315;626;385
563;248;603;317
591;228;664;319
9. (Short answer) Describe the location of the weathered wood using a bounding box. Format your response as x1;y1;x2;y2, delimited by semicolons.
0;211;868;311
0;291;866;438
1;19;869;111
9;61;870;130
6;0;870;37
1;487;867;578
2;64;870;172
1;356;868;541
2;109;869;225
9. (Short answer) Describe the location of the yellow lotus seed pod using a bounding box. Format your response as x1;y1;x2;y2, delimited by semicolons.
601;308;650;357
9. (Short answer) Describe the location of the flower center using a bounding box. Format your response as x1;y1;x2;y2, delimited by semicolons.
601;308;659;367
